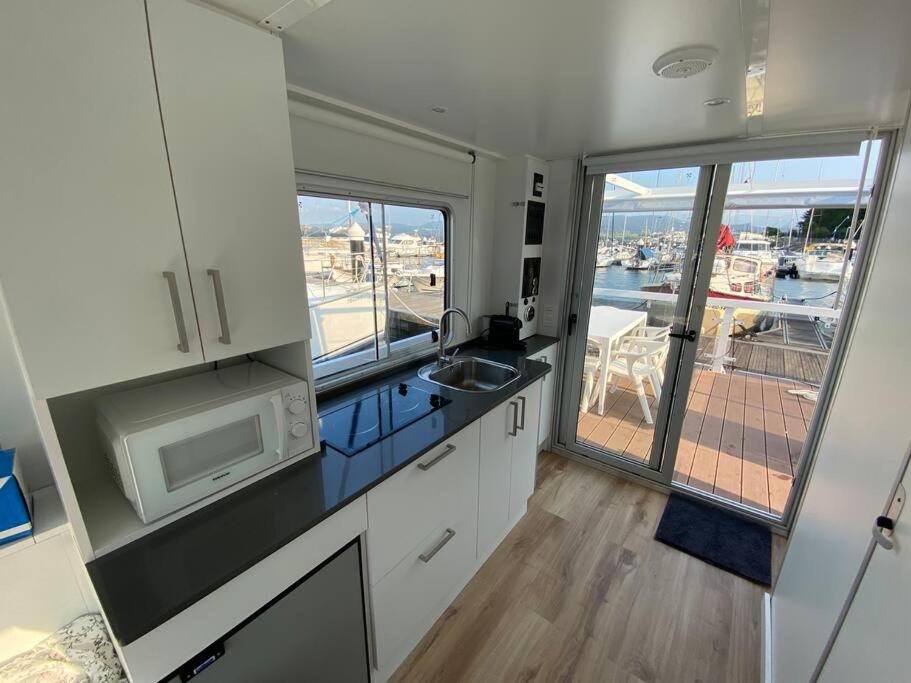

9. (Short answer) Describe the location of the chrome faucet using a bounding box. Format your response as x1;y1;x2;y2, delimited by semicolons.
437;307;471;367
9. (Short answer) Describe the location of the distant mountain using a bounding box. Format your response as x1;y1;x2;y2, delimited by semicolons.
300;221;443;240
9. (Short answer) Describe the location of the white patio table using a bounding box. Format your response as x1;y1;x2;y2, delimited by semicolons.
586;306;647;414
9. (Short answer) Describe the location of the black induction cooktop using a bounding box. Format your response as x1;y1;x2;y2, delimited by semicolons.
319;382;451;457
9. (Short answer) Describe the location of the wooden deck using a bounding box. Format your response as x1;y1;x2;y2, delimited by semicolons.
695;314;832;385
577;366;817;515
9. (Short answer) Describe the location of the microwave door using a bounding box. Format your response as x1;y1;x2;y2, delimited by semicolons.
124;394;282;523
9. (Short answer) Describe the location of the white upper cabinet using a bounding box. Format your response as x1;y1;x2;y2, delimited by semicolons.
147;0;310;362
0;0;310;397
0;0;203;398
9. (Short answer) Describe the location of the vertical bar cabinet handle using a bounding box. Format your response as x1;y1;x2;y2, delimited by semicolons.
508;401;519;436
162;271;190;353
207;269;231;344
517;395;527;430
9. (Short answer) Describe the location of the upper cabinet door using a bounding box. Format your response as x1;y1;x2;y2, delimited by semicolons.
147;0;311;362
0;0;203;398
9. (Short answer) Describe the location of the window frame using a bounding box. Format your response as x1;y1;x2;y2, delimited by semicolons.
296;185;452;394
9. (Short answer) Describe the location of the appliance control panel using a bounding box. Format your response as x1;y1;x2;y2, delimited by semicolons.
282;381;315;456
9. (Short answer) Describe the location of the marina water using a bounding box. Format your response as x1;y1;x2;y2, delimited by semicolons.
592;266;839;308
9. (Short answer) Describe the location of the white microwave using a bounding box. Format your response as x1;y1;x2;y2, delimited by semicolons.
96;362;319;524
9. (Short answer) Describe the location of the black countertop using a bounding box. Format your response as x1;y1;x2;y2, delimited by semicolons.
87;335;559;646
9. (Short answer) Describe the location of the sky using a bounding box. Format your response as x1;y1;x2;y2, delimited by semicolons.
615;141;880;190
602;142;880;236
298;194;444;230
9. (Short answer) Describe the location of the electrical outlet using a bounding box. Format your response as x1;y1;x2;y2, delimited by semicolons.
542;305;555;327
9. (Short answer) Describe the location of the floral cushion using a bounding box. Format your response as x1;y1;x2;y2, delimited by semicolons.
0;614;125;682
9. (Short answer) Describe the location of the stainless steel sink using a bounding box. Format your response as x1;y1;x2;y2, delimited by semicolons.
418;357;520;393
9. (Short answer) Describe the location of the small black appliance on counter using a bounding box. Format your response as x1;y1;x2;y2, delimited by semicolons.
484;303;525;350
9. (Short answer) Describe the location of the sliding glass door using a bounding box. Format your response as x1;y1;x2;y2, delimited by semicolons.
562;164;728;481
558;136;889;523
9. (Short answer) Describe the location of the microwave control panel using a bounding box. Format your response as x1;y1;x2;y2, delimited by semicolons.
283;381;315;457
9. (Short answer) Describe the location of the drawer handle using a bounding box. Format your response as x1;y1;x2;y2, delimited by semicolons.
509;401;519;436
162;271;190;353
417;444;457;471
419;528;456;563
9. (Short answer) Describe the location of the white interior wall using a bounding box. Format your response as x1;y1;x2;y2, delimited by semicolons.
771;124;911;681
536;158;579;338
0;290;51;491
468;156;498;335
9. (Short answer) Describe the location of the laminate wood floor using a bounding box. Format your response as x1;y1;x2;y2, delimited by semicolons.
577;367;816;516
391;451;783;683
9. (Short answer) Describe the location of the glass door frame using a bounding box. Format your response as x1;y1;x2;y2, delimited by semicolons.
554;131;898;528
558;162;732;486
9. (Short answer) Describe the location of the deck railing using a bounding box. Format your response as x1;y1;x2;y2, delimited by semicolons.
593;287;842;373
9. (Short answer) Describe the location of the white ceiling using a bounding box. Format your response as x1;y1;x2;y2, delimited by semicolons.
210;0;911;159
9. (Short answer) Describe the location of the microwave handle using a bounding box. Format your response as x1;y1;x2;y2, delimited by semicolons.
270;394;287;459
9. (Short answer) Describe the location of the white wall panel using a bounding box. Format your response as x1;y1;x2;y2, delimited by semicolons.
468;156;498;333
771;128;911;681
0;293;49;490
537;158;579;338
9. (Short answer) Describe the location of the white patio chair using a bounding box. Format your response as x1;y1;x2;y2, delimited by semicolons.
619;325;671;385
626;324;672;342
605;337;670;424
580;337;602;414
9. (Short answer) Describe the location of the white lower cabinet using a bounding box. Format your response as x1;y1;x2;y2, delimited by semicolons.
509;379;543;521
366;422;480;584
367;422;480;677
478;379;543;559
367;382;543;680
532;343;559;448
371;514;478;677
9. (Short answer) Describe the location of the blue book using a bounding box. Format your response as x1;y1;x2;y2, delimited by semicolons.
0;448;32;546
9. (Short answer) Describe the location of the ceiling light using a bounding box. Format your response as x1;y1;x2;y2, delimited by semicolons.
703;97;732;107
652;46;718;79
429;106;448;114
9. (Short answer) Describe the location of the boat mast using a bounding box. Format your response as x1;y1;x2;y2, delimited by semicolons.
804;207;814;251
835;128;876;308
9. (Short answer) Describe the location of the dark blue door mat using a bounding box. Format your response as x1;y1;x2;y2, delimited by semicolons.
655;493;771;586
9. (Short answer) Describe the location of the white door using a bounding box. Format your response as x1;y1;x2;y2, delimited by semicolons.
0;0;202;398
147;0;311;362
478;398;519;557
819;462;910;682
510;380;542;520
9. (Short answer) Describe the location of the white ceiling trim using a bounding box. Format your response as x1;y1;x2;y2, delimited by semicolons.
259;0;334;32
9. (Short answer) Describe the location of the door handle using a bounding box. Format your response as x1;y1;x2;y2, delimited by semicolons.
162;271;190;353
419;528;456;563
508;401;519;436
872;516;896;550
669;329;697;342
517;395;527;430
417;444;457;471
567;312;578;337
872;484;905;550
270;395;287;459
207;269;231;344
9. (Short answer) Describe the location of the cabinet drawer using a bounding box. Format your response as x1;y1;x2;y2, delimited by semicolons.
366;421;480;584
372;513;478;674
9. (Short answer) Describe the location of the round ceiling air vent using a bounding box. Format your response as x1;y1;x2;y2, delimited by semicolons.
652;47;718;79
